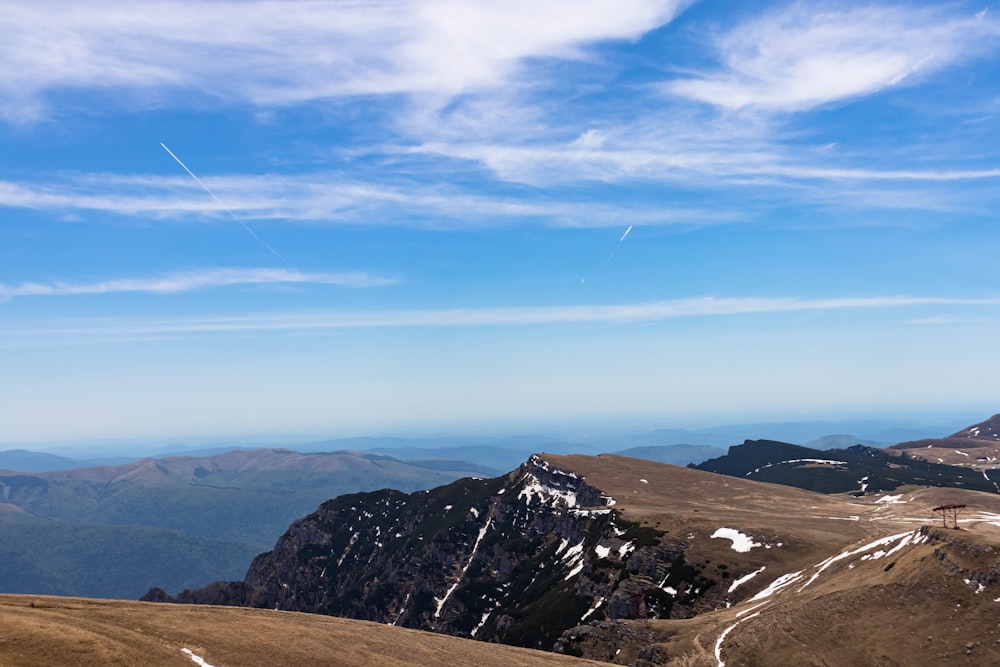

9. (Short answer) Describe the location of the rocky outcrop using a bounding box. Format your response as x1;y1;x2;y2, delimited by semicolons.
146;455;723;652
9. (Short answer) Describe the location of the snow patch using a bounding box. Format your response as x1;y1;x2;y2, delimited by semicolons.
639;478;648;484
434;519;493;619
470;607;495;637
728;566;766;593
876;495;906;504
564;559;586;581
182;649;216;667
748;571;804;603
581;596;605;621
799;530;926;591
746;459;847;476
714;610;761;667
518;473;578;508
711;528;762;553
594;545;611;559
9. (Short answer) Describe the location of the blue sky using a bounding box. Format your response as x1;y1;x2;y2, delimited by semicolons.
2;0;1000;444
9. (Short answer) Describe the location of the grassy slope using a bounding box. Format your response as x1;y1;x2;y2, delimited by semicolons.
543;454;1000;666
0;595;611;667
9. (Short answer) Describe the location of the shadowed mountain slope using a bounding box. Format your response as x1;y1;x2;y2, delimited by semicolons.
694;439;1000;495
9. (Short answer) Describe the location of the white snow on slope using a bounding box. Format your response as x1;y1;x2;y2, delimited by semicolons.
470;607;495;638
711;528;761;552
798;530;927;592
434;519;492;619
182;649;216;667
746;459;847;476
581;596;605;621
876;494;906;504
966;511;1000;527
562;539;588;581
716;529;930;667
714;610;761;667
519;473;578;507
728;566;766;593
747;570;805;603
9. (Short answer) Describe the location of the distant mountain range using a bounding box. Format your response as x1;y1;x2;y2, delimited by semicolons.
0;449;488;599
1;414;990;602
7;414;975;462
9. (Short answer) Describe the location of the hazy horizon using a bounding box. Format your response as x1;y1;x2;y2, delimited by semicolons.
2;409;992;459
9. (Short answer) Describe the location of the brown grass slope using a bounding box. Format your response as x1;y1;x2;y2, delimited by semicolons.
542;454;1000;666
890;413;1000;468
0;595;611;667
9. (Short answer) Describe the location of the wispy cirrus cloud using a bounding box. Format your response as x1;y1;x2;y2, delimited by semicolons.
4;295;998;346
0;0;688;123
666;3;999;112
410;136;1000;187
0;267;395;302
0;172;729;228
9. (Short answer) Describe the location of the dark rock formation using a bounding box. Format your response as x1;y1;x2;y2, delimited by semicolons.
145;455;720;652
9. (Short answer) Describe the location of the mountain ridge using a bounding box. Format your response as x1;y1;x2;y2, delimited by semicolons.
145;452;1000;663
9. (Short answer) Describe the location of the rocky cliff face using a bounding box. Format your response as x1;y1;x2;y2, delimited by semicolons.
148;455;727;651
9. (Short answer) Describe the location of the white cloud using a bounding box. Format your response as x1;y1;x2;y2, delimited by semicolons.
5;295;999;345
0;0;688;122
410;137;1000;187
666;4;1000;112
0;172;728;228
0;267;394;301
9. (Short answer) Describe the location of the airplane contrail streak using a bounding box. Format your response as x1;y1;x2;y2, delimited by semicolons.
619;225;633;242
160;142;286;262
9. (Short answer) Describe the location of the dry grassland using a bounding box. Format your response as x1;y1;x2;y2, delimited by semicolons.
0;595;611;667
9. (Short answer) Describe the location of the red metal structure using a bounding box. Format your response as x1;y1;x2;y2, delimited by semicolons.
931;504;966;529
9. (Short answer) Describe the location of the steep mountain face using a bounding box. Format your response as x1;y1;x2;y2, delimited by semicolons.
150;455;750;650
891;413;1000;467
694;439;1000;495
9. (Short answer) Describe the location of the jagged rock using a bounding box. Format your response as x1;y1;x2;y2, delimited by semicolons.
145;455;718;653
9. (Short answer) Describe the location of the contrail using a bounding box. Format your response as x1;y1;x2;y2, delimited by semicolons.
160;142;286;262
603;224;634;266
